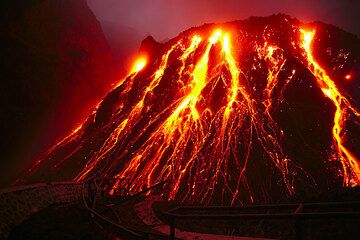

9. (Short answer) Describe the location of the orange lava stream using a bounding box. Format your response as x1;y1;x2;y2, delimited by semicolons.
113;31;221;201
75;43;181;182
300;29;360;186
24;25;360;203
103;30;295;204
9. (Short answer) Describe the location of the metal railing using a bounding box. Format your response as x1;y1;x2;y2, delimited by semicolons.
164;201;360;240
81;179;142;239
82;177;169;239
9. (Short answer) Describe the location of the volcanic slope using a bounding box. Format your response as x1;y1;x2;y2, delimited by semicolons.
22;14;360;205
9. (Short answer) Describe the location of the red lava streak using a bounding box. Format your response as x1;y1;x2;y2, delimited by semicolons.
24;18;360;204
300;29;360;186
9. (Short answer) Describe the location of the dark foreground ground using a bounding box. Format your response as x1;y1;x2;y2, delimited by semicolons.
7;189;360;240
8;202;107;240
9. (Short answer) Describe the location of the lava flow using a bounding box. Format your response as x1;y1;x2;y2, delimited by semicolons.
300;29;360;186
22;15;360;204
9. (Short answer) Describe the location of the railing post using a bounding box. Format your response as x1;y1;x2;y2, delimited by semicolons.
170;218;175;240
87;181;92;201
295;218;302;240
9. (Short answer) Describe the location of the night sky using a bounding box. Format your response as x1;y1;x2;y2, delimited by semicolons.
87;0;360;41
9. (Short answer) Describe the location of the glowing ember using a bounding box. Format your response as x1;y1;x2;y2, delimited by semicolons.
22;17;360;204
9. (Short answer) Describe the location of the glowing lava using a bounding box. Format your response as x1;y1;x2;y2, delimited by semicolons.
23;18;360;204
300;29;360;186
132;57;147;73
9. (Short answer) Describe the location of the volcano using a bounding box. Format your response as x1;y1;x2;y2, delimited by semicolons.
20;14;360;205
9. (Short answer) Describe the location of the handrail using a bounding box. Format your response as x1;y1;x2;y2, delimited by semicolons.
81;182;142;238
0;181;82;194
127;180;169;199
82;177;169;239
165;211;360;219
164;201;360;240
168;200;360;211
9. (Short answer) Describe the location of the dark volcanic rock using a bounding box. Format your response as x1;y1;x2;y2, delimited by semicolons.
100;21;143;73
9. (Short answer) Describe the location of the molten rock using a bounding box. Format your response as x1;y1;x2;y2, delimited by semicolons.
23;14;360;205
